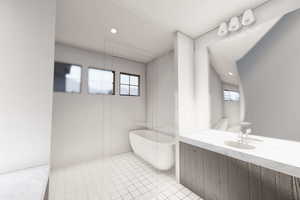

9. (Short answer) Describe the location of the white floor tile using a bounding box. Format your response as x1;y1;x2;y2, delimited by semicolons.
50;152;203;200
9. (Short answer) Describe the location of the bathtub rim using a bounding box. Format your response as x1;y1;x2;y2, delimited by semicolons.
129;129;175;145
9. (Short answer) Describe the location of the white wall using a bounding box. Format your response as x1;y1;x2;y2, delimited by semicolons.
0;0;56;174
146;52;175;135
209;66;224;127
174;32;195;182
237;8;300;141
51;44;146;168
174;32;196;134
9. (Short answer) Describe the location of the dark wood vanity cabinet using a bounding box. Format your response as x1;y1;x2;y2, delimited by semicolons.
179;142;300;200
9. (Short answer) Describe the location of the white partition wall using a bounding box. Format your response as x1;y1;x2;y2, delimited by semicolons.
0;0;56;174
174;32;196;134
174;32;195;182
146;51;176;135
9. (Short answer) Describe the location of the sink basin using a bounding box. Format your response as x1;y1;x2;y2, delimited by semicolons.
224;140;256;150
246;136;263;142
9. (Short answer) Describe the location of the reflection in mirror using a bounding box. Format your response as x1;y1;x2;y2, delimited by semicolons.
236;9;300;142
208;15;285;136
209;65;241;133
209;11;300;142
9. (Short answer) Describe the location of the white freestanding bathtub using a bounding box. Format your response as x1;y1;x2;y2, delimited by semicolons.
129;129;175;170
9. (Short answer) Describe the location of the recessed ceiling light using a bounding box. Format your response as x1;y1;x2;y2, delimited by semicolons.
228;72;233;76
110;28;118;34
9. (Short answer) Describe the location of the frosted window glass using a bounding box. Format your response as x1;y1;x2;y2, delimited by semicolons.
120;85;129;95
130;86;139;96
88;68;114;95
54;62;82;93
130;76;139;86
65;66;81;93
224;90;240;101
120;74;130;84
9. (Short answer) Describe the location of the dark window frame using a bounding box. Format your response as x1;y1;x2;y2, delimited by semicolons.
119;72;140;96
53;61;83;94
88;67;116;95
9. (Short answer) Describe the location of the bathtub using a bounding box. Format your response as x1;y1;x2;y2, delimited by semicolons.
129;129;175;170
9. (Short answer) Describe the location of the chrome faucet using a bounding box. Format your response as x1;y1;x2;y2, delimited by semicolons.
239;122;252;144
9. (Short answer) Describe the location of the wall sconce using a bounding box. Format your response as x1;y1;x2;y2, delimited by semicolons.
242;9;256;26
217;8;256;37
218;22;229;37
228;16;241;32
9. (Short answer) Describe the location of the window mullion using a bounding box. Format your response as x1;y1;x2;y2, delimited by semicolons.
129;75;131;96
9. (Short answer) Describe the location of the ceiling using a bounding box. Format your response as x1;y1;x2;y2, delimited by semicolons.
55;0;269;63
209;16;281;85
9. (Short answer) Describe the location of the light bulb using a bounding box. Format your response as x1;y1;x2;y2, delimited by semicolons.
228;17;241;32
218;22;229;37
242;9;256;26
110;28;118;34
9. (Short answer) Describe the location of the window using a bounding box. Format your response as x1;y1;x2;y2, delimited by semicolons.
88;68;115;95
224;90;240;101
54;62;82;93
120;73;140;96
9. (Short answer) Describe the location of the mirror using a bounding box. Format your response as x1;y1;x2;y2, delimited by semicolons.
208;16;281;136
208;10;300;142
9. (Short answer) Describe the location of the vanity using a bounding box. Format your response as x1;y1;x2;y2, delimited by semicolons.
179;130;300;200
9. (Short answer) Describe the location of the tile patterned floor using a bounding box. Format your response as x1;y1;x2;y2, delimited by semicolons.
50;153;203;200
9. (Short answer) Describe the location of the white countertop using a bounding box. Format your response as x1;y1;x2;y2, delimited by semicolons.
180;130;300;178
0;165;49;200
